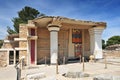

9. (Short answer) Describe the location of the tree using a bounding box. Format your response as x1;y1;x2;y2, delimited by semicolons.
0;40;3;48
102;39;106;49
7;6;45;34
106;36;120;46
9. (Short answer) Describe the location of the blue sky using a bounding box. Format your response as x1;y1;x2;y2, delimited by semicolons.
0;0;120;41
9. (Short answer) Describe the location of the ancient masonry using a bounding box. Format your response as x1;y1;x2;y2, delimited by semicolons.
0;16;106;67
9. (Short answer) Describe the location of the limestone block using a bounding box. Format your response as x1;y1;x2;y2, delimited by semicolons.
93;74;120;80
26;72;46;80
19;41;27;48
3;43;13;48
19;24;27;38
63;71;89;78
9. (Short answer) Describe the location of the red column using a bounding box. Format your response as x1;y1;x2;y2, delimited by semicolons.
31;40;35;64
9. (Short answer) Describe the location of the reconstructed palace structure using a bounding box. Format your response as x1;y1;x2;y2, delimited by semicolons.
0;16;106;66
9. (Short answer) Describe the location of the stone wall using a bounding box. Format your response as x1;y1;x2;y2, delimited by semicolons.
1;34;19;49
0;51;7;67
37;27;69;62
19;24;28;38
37;27;50;61
103;50;120;58
84;29;90;56
58;29;69;57
0;34;19;67
19;24;28;63
2;41;19;48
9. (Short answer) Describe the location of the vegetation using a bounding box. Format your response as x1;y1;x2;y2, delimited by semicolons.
106;36;120;46
0;40;3;48
7;6;45;34
102;35;120;49
102;39;106;49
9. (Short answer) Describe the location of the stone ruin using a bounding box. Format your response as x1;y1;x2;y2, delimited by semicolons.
63;71;89;78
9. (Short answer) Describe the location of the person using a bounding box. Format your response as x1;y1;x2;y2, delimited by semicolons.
14;56;25;80
14;61;21;80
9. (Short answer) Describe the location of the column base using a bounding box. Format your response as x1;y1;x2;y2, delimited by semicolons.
50;61;57;65
51;63;57;65
94;50;103;59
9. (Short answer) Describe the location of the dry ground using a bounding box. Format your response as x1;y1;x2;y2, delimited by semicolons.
0;50;120;80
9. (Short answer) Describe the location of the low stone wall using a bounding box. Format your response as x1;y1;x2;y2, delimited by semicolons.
103;50;120;58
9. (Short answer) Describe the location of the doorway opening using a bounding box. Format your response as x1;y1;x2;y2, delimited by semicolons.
16;51;19;63
9;51;14;65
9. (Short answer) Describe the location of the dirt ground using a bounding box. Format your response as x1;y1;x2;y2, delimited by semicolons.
0;50;120;80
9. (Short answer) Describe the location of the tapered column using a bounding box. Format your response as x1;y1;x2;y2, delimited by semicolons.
89;27;105;59
48;24;60;64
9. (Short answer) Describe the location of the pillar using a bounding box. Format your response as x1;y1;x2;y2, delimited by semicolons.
89;27;105;59
48;24;60;64
68;28;74;57
13;50;16;65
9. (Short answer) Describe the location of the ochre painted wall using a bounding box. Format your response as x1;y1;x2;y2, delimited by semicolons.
84;29;90;56
37;28;69;62
37;28;50;61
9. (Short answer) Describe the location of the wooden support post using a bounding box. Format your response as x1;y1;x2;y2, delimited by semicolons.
56;59;58;74
16;67;21;80
82;57;85;71
45;56;47;66
63;56;65;65
104;54;107;69
79;55;81;63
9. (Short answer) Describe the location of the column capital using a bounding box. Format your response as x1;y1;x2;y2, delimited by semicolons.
47;24;61;31
88;26;105;59
89;27;105;35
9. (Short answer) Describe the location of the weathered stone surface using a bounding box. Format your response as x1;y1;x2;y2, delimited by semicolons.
0;51;7;67
63;71;89;78
19;41;27;48
93;74;120;80
26;72;46;80
19;24;27;38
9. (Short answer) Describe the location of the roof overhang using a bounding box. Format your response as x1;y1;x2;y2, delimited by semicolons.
32;16;106;29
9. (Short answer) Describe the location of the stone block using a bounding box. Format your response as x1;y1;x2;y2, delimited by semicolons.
63;71;89;78
93;74;120;80
26;72;46;80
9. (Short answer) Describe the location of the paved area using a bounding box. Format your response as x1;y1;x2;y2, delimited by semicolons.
0;65;17;80
0;58;120;80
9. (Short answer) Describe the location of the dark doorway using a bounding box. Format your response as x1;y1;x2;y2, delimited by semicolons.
16;51;19;64
9;51;14;65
